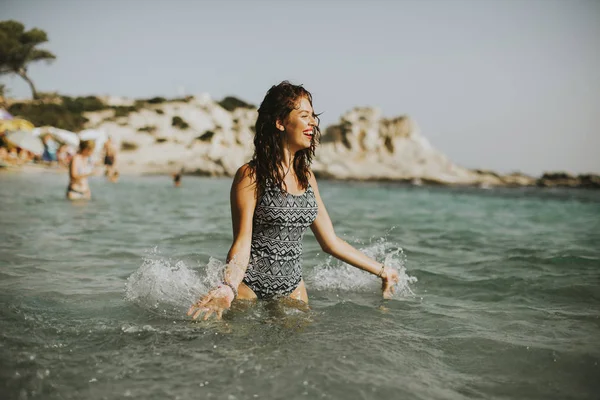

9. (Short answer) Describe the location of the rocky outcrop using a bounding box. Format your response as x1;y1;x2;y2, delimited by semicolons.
536;173;600;188
472;170;536;187
85;94;255;176
312;107;506;186
81;97;596;188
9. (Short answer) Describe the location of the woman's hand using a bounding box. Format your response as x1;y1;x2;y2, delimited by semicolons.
187;285;235;320
381;266;399;299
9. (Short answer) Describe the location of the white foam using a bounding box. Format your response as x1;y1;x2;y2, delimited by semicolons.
308;238;417;296
125;240;417;317
124;247;225;315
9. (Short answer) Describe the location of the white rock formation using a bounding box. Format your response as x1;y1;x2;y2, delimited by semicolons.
83;97;526;186
313;107;495;184
86;95;255;176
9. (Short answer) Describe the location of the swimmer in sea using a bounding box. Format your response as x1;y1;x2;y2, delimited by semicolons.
66;140;95;201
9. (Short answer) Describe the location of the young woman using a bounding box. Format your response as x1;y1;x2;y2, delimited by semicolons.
66;140;95;200
188;81;399;320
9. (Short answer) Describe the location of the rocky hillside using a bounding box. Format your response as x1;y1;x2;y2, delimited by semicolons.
81;95;526;186
314;108;504;185
85;94;256;176
69;94;599;188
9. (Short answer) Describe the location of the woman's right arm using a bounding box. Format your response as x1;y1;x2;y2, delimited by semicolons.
69;156;79;180
223;164;257;288
187;164;257;320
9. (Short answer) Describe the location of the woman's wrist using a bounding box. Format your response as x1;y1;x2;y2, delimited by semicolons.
224;259;246;287
220;281;238;298
377;264;387;279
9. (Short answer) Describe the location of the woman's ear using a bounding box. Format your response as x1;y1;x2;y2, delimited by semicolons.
275;120;285;132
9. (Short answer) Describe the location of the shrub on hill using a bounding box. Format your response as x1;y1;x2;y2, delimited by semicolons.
197;130;215;141
145;97;166;104
172;116;189;130
121;141;138;151
138;125;157;134
8;101;89;132
218;96;255;112
112;105;140;118
61;95;106;113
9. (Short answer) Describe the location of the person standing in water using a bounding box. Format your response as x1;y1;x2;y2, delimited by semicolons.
103;136;118;180
66;140;95;200
173;167;183;187
188;81;399;320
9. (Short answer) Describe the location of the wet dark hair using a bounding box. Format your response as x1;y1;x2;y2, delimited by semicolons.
79;140;95;152
249;81;321;197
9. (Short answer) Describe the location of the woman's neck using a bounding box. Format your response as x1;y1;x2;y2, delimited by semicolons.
280;145;295;175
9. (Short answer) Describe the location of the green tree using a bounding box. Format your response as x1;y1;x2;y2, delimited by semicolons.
0;20;56;99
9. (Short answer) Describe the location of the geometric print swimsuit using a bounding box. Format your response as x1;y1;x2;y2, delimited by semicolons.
242;182;318;299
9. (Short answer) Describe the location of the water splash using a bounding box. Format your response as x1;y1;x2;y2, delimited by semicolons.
125;238;417;318
308;237;417;296
124;248;225;316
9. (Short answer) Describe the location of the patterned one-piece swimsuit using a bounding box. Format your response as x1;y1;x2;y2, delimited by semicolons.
242;182;319;299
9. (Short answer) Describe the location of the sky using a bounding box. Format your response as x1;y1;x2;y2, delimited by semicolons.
2;0;599;175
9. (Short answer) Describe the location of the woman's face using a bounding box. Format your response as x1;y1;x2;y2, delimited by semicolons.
278;96;317;152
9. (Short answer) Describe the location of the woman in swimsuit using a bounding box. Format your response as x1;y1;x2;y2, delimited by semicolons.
188;81;400;320
67;140;95;201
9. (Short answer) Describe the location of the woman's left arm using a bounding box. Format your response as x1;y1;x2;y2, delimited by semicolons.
308;173;399;298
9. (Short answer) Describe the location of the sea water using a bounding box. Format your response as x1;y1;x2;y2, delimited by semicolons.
1;172;599;399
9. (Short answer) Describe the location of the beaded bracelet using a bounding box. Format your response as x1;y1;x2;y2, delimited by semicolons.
221;281;238;298
377;265;386;278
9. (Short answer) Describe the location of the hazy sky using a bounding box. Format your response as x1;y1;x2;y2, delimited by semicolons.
2;0;599;175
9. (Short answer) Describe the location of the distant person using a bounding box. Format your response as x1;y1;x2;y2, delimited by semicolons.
18;148;34;164
0;130;8;149
103;136;118;179
7;147;19;165
0;146;8;166
172;168;183;187
188;81;399;321
57;144;74;168
42;134;58;163
67;140;95;201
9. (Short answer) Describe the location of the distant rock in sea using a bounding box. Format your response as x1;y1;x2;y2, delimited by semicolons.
536;172;600;188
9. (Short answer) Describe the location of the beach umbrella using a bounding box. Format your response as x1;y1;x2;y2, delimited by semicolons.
34;127;80;147
79;129;107;142
0;118;35;132
5;130;44;155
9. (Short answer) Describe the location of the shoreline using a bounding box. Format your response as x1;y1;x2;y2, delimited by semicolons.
3;163;599;189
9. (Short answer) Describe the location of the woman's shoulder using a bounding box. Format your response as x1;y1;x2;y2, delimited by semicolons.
233;163;257;186
307;168;317;184
236;162;255;178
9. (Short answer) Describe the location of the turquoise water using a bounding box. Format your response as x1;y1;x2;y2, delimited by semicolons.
1;172;599;400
